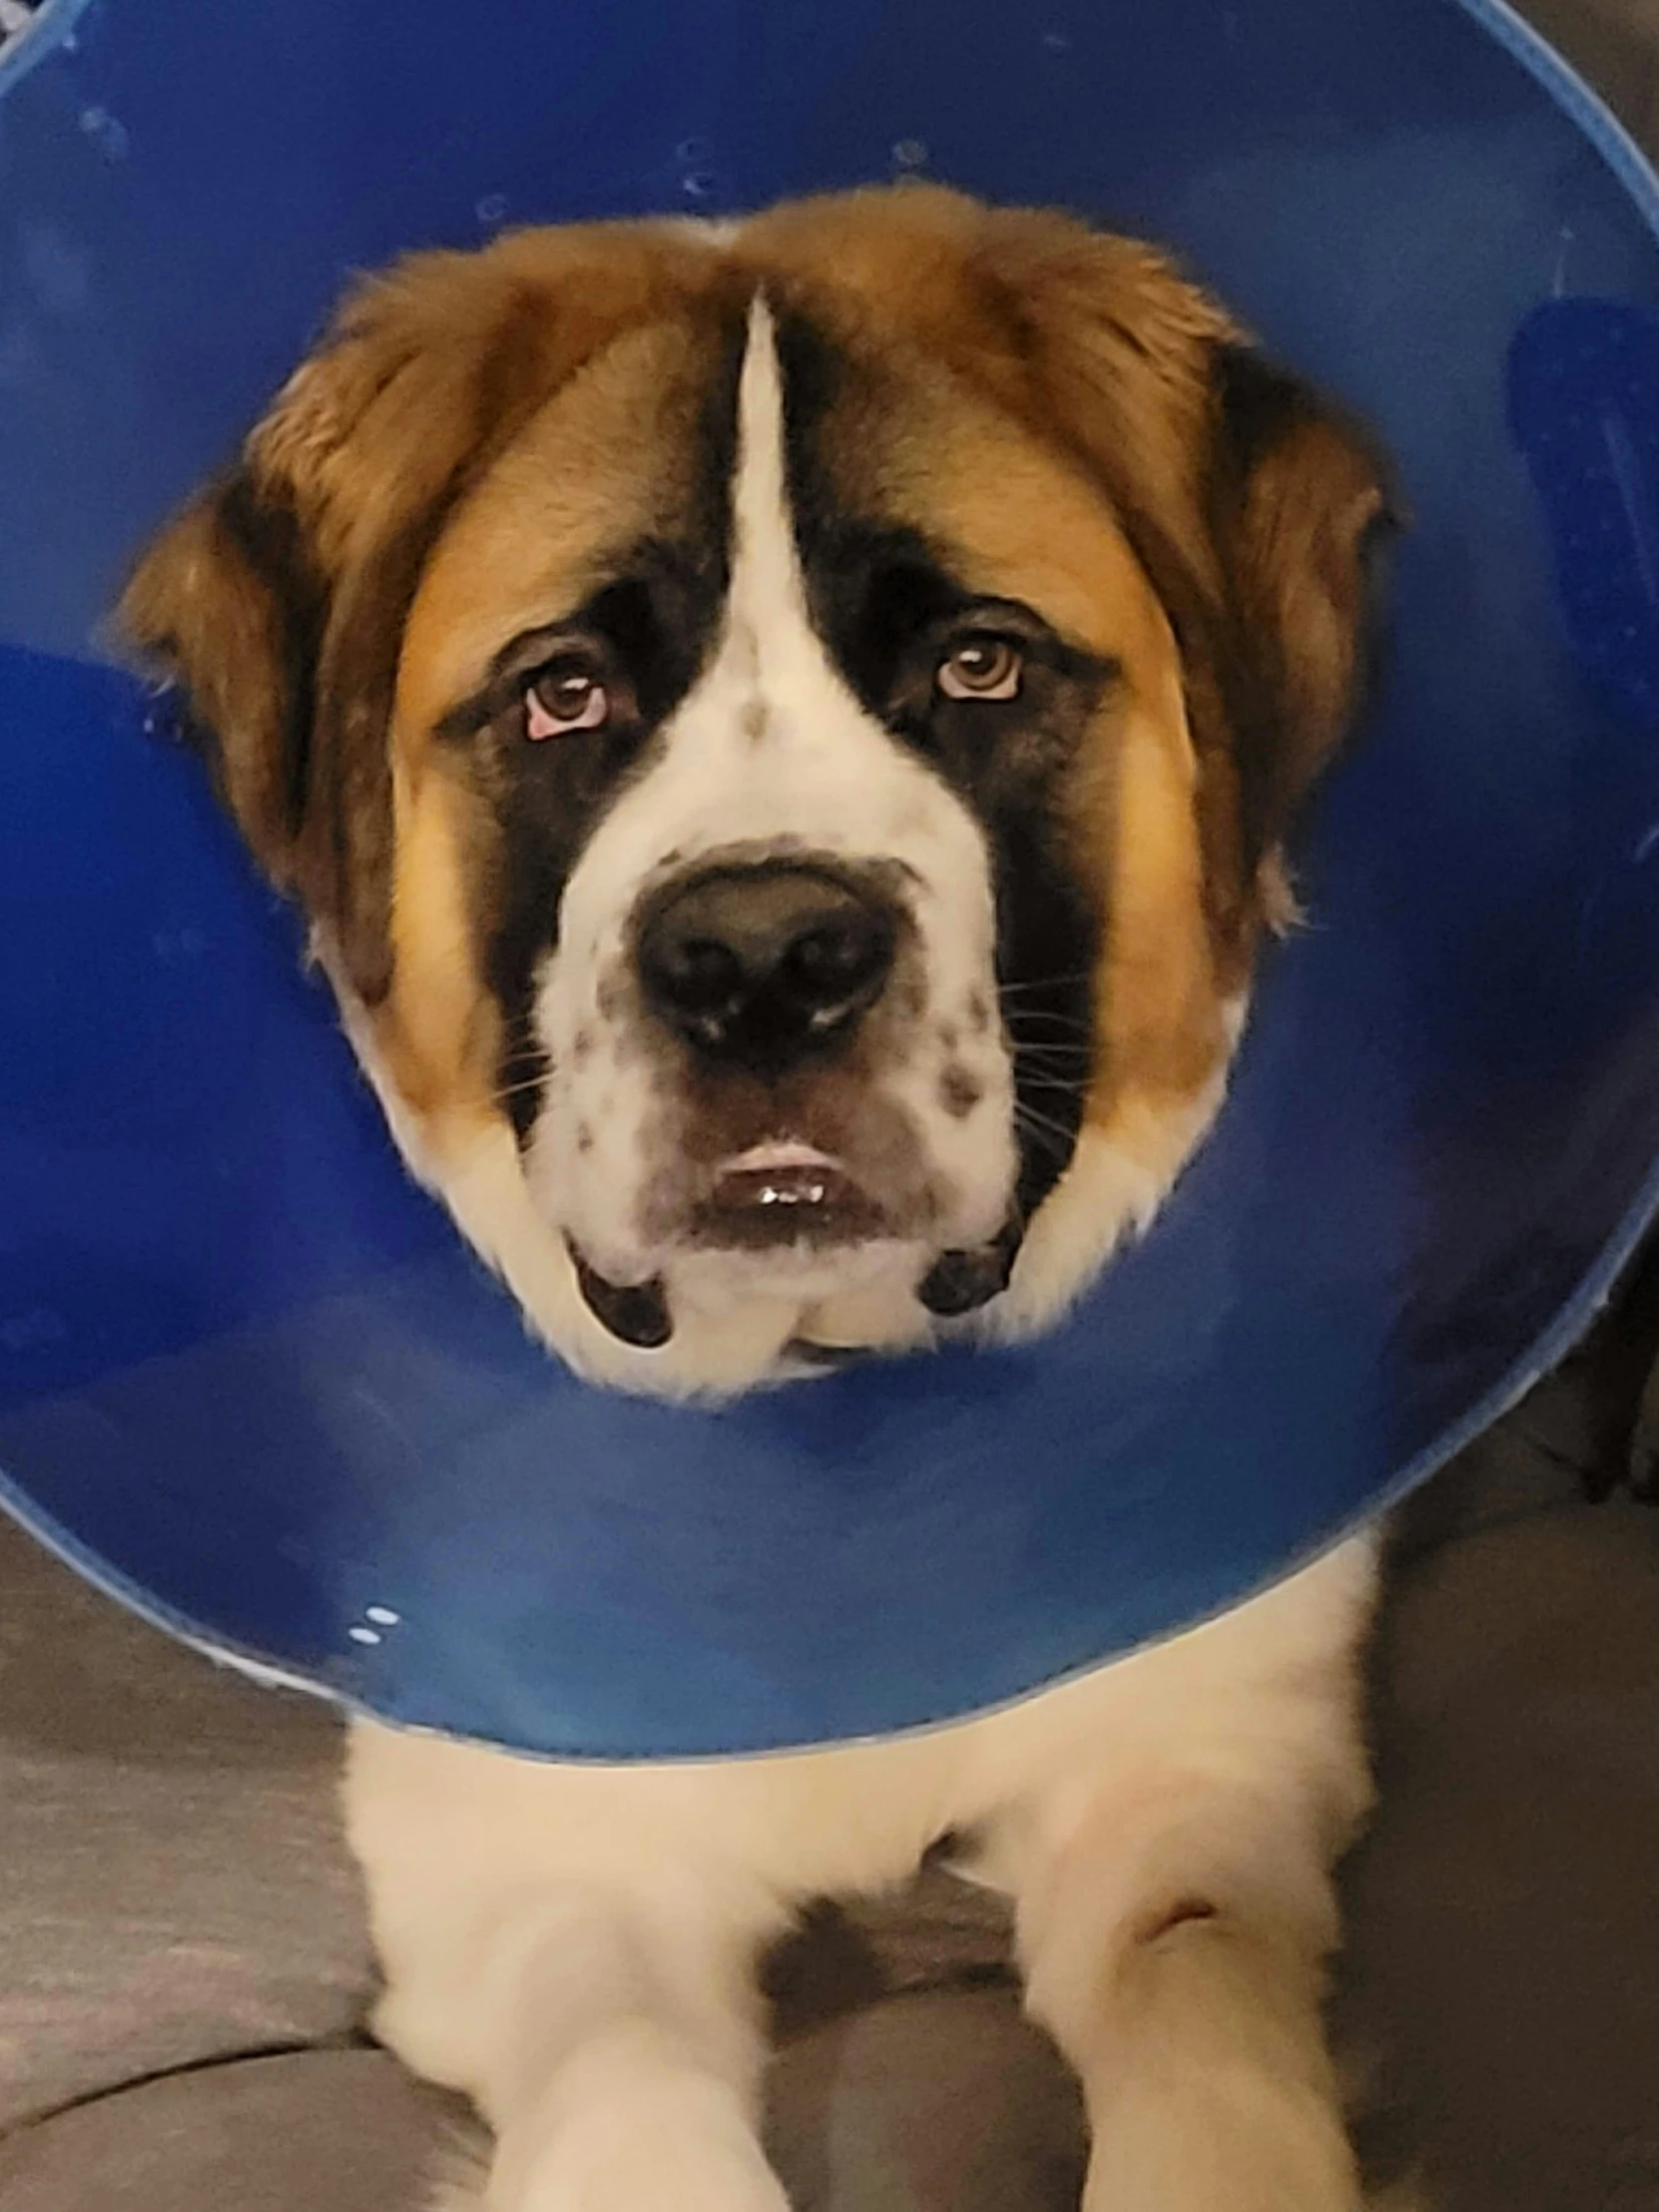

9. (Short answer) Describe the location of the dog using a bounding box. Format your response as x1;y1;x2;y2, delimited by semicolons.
122;184;1395;2211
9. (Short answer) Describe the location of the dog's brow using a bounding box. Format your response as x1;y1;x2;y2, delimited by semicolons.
429;530;725;743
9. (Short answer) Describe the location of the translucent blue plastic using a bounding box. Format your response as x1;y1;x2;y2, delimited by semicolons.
2;0;1657;1755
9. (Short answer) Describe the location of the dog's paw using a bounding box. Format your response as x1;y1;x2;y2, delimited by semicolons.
1081;2104;1364;2212
458;2109;792;2212
488;2159;791;2212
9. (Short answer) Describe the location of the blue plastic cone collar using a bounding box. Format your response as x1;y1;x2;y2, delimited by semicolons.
1;0;1658;1756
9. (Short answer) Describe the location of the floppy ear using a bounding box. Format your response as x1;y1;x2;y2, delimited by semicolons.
119;228;715;1002
963;202;1394;925
119;249;570;1003
119;466;333;950
1205;343;1396;873
120;283;467;1003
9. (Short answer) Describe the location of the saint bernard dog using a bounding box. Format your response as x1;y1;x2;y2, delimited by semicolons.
123;186;1399;2211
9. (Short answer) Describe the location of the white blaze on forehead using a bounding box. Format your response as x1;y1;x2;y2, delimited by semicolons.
528;293;1015;1290
723;294;809;703
556;295;994;893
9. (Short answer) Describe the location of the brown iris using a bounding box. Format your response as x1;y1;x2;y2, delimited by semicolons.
525;664;610;740
936;636;1023;702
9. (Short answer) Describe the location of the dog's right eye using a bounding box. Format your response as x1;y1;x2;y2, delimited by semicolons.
524;663;610;741
936;636;1023;703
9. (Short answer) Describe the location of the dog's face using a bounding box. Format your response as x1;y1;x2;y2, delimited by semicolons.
122;188;1387;1392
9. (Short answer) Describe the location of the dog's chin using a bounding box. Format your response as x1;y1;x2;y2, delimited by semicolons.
562;1231;955;1362
557;1134;1020;1364
563;1208;1020;1367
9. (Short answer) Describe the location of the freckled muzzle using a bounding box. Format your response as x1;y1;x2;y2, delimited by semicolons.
555;852;1025;1348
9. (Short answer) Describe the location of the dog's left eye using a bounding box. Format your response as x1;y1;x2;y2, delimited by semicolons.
524;664;610;740
936;637;1023;702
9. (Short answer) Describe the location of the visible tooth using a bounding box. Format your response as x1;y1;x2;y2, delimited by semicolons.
568;1244;673;1349
917;1226;1021;1319
756;1179;827;1207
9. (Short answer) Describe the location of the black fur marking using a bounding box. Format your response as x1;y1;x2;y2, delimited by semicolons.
917;1220;1021;1318
568;1243;674;1349
1206;346;1316;871
311;500;466;1002
468;324;748;1144
211;471;328;838
1207;343;1402;872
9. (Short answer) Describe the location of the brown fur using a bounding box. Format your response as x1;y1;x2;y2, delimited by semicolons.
121;224;740;1004
120;185;1388;1170
382;311;738;1135
746;191;1390;1147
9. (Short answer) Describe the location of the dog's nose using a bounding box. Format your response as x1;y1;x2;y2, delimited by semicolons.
638;861;898;1070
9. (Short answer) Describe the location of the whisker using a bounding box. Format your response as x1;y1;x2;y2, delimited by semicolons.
1003;1019;1094;1044
1018;1076;1090;1100
1015;1095;1081;1133
1013;1100;1084;1154
488;1071;552;1108
1012;1042;1092;1064
1014;1125;1075;1166
997;971;1096;996
1008;1008;1097;1030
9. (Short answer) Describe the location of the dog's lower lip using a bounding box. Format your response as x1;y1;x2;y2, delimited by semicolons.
566;1242;673;1349
697;1152;887;1248
713;1164;855;1212
711;1140;862;1220
916;1222;1022;1317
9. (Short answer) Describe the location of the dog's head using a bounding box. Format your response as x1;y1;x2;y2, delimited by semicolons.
122;187;1389;1393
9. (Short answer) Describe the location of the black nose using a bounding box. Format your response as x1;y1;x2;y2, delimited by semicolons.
637;861;898;1070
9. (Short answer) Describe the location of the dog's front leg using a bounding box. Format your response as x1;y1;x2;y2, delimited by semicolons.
1012;1760;1366;2212
345;1723;793;2212
386;1875;792;2212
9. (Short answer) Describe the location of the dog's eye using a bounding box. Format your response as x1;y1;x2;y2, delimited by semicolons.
936;637;1023;702
524;663;610;740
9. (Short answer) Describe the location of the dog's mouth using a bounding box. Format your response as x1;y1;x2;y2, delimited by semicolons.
694;1140;886;1248
566;1139;1021;1350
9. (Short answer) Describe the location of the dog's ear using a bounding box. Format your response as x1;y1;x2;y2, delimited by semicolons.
962;204;1394;918
120;461;338;954
1204;343;1395;872
119;247;575;1003
120;230;715;1002
120;266;486;1003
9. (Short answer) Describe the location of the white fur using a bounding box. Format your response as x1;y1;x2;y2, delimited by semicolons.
353;1536;1379;2212
333;295;1385;2212
527;304;1015;1346
994;1061;1233;1341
